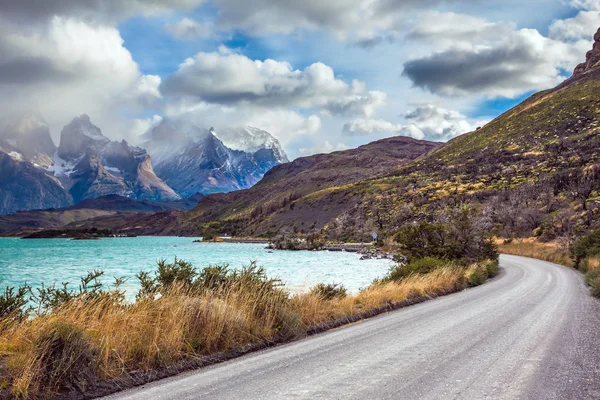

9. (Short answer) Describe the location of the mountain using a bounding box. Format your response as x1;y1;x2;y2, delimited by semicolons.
212;126;288;164
0;150;72;215
54;114;180;203
142;119;288;197
72;136;441;236
98;28;600;241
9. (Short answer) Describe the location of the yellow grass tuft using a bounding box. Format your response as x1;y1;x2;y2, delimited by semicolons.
0;261;492;398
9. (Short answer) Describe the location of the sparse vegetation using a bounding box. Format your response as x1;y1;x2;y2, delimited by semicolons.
0;255;495;398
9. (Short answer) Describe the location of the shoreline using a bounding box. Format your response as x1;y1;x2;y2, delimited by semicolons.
75;268;501;400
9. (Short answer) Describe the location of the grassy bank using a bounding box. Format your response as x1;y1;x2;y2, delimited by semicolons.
497;238;574;267
497;235;600;299
0;258;497;399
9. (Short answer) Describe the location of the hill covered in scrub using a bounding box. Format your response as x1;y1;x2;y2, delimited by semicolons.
110;30;600;244
14;30;600;245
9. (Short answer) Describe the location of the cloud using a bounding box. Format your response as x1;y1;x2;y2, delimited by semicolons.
568;0;600;10
549;11;600;41
299;141;349;156
211;0;476;44
343;104;487;141
407;11;515;45
0;16;159;142
403;28;588;98
343;119;408;137
322;90;387;118
0;0;207;23
161;50;385;116
165;17;213;39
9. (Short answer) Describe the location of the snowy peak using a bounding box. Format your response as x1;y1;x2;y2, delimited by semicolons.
58;114;110;160
142;120;288;197
212;126;289;163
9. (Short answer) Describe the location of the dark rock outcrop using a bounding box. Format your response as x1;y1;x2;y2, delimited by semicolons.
574;28;600;76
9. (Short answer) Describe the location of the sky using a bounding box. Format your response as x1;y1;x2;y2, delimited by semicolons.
0;0;599;159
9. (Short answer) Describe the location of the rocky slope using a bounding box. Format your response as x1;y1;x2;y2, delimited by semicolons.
73;136;441;236
55;115;180;203
142;119;288;197
93;28;600;241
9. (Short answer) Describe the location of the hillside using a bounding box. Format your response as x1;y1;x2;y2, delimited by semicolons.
67;136;441;236
95;31;600;242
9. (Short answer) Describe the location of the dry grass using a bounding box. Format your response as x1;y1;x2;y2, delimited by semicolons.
0;262;492;398
496;238;574;267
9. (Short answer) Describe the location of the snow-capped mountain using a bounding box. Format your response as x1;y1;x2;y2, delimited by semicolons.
0;112;56;168
0;113;288;214
212;126;288;164
55;115;180;203
141;119;288;197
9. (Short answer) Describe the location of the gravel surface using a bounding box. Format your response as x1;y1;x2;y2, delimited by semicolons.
104;255;600;400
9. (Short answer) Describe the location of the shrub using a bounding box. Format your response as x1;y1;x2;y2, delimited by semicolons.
468;268;489;287
485;261;500;278
571;229;600;268
393;208;498;264
585;269;600;298
0;286;31;321
385;257;447;282
309;283;348;300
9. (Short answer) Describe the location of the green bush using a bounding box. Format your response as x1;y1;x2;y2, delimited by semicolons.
309;283;347;300
468;268;489;287
0;286;31;321
486;261;500;278
385;257;447;282
571;229;600;268
393;207;498;264
137;260;283;299
585;269;600;298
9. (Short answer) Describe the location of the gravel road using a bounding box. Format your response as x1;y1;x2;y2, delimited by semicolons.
104;255;600;399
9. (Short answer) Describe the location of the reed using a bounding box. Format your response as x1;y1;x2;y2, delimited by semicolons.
0;260;493;398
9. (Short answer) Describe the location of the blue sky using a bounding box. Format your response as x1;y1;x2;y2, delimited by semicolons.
0;0;599;159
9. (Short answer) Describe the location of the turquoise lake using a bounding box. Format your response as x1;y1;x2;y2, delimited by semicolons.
0;237;393;297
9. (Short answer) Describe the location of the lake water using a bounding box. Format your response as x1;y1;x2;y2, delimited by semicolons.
0;237;393;297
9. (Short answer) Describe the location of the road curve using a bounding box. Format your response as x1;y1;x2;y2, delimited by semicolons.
104;255;600;400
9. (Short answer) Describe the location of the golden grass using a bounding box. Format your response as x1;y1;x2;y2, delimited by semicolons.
497;238;574;267
0;263;490;398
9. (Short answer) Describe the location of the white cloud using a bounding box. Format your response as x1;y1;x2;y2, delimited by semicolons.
211;0;481;45
407;11;516;47
161;51;385;116
343;104;487;141
299;141;349;156
0;16;157;142
343;118;408;137
165;18;213;39
568;0;600;10
549;11;600;41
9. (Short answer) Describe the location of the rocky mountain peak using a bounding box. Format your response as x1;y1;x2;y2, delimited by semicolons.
58;114;110;160
574;27;600;76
